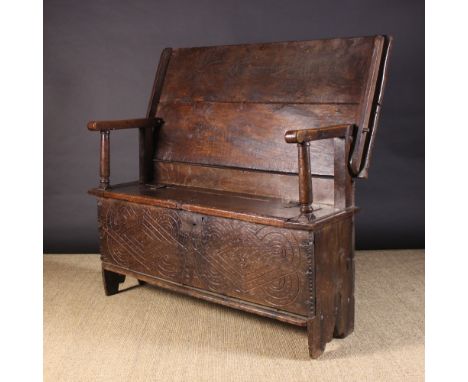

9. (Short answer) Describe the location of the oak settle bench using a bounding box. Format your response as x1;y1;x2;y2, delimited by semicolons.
88;36;392;358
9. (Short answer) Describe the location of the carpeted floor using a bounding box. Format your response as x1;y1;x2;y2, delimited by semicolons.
44;250;424;382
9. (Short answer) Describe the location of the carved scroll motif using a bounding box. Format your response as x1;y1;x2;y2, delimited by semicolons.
197;218;302;307
100;200;309;312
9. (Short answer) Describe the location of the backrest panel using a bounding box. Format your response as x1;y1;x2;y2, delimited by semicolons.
151;36;389;198
160;37;378;104
155;102;358;175
153;161;335;205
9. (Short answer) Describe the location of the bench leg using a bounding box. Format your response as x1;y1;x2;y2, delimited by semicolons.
334;294;354;338
334;245;355;338
307;316;325;359
102;268;126;296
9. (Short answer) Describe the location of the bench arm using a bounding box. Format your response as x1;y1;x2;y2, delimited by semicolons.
284;124;352;144
87;117;164;190
87;117;162;131
284;124;353;214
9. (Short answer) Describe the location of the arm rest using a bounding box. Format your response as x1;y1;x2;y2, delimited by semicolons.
87;117;162;131
87;117;163;189
284;124;352;144
284;124;354;216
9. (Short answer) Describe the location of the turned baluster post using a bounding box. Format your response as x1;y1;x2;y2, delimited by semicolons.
297;142;313;214
100;130;110;190
285;124;353;215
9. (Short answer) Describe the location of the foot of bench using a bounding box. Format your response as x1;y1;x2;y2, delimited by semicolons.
334;294;355;338
102;268;126;296
307;316;325;359
334;248;355;338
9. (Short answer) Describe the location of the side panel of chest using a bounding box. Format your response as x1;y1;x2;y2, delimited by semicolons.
98;198;312;316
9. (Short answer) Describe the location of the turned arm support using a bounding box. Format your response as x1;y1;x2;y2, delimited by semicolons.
284;124;353;214
87;118;163;189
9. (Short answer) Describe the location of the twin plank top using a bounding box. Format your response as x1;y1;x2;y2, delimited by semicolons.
154;35;391;178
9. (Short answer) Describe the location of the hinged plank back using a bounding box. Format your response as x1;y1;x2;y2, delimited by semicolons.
150;36;391;197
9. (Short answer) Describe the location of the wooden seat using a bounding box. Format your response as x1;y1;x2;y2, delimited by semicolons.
88;35;392;358
89;182;355;230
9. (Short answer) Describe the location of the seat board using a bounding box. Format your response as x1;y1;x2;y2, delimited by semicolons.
89;182;354;231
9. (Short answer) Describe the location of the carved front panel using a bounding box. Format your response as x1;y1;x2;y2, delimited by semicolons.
98;199;312;315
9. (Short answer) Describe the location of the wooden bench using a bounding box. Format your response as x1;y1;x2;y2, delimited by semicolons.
88;35;392;358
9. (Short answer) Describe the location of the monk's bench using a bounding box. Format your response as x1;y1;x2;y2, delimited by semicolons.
88;35;392;358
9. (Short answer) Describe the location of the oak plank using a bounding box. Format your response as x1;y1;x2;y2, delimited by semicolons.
160;37;378;104
153;161;335;205
155;102;358;175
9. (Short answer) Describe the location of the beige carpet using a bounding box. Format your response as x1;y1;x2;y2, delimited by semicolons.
44;250;424;382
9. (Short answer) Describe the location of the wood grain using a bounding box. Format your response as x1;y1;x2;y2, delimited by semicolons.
87;35;392;359
153;161;335;205
155;102;357;175
87;118;160;131
357;36;393;178
99;199;311;315
141;48;173;183
102;262;308;326
307;216;354;358
90;183;355;231
350;36;385;175
160;37;378;104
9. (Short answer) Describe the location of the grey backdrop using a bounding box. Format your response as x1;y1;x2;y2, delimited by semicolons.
44;0;424;253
